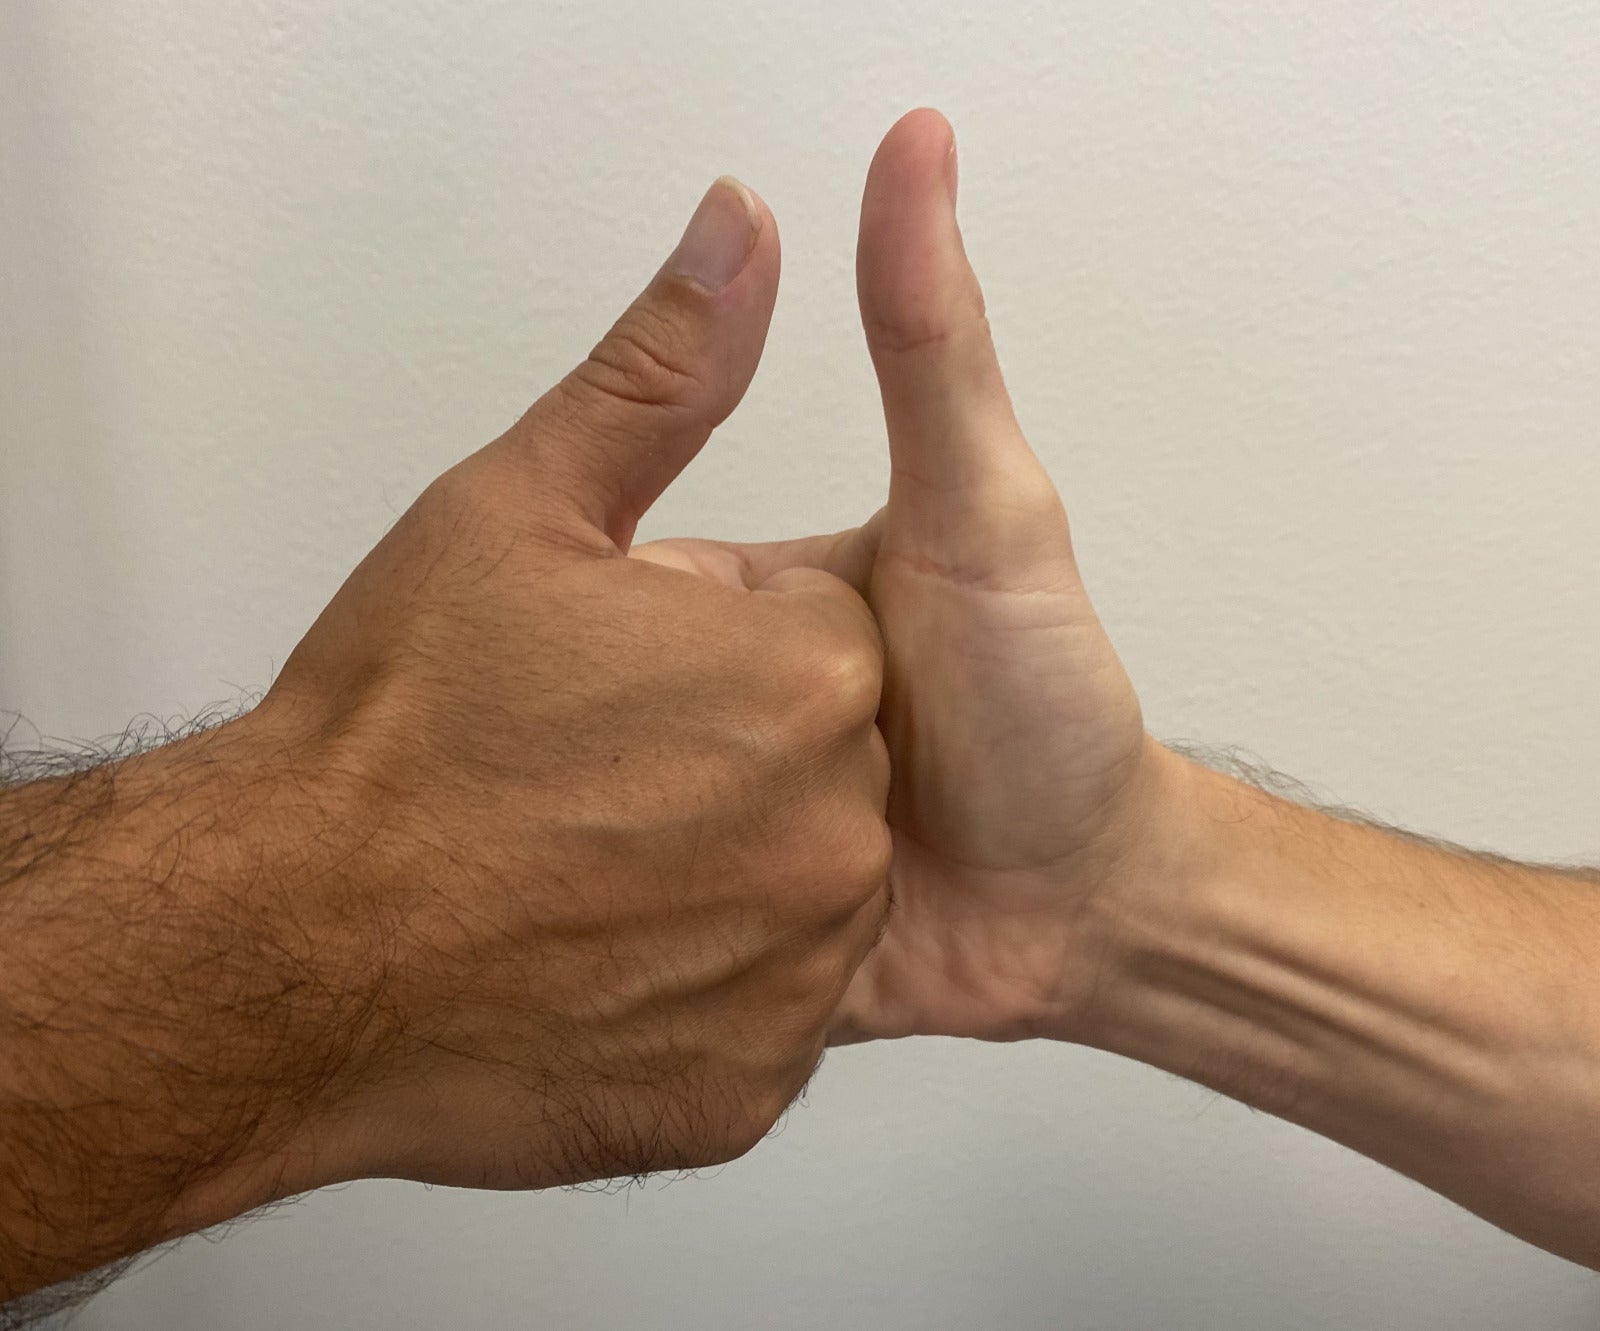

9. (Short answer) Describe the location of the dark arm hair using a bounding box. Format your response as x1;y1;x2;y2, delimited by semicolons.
0;704;366;1320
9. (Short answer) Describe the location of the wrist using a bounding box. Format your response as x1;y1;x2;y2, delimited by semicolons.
152;704;406;1221
1049;741;1242;1048
1059;746;1512;1121
2;706;396;1266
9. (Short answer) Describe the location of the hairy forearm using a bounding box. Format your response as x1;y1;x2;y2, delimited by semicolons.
0;715;379;1302
1080;746;1600;1266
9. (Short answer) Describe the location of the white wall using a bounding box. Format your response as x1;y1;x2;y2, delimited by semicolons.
5;2;1600;1326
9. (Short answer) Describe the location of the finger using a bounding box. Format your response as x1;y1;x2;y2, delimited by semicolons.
754;566;884;663
827;977;878;1047
865;722;891;809
631;510;886;595
758;567;890;1006
827;925;891;1047
503;177;781;550
857;109;1066;569
831;732;893;1022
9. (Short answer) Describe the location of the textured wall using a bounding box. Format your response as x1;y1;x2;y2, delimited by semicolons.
4;2;1600;1327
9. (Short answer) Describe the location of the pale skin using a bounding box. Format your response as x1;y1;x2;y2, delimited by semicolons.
1;107;1598;1311
645;109;1600;1268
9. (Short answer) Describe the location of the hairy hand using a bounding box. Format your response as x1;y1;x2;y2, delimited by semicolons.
0;177;892;1302
640;111;1162;1044
254;178;892;1191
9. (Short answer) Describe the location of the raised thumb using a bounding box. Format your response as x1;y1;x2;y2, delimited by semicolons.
509;176;780;550
857;110;1067;577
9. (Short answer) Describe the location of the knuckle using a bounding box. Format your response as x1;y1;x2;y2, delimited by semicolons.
803;811;892;918
572;307;705;413
843;815;894;905
796;631;883;729
777;940;853;1018
860;816;895;888
861;308;955;357
868;727;892;800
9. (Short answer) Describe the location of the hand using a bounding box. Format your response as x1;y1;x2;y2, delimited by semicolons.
234;178;891;1195
639;111;1164;1043
626;117;1600;1274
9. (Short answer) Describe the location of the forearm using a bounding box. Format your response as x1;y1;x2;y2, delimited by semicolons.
1080;745;1600;1267
0;714;375;1301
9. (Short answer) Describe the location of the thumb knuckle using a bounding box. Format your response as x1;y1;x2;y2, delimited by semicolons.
571;305;705;413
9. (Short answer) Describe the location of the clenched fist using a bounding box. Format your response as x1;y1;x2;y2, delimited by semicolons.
0;178;890;1299
250;178;894;1192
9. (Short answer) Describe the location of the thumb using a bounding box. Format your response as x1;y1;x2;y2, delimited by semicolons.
857;109;1069;575
507;177;780;550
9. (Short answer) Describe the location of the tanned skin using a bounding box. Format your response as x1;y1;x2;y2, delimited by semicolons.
0;177;892;1303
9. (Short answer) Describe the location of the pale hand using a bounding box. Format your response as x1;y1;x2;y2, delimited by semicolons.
639;110;1161;1043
